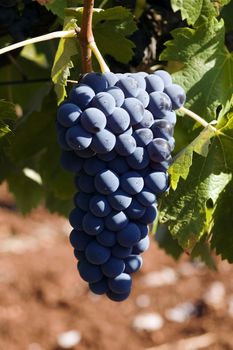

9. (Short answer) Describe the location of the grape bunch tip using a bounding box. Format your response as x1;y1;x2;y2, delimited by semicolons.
56;70;186;302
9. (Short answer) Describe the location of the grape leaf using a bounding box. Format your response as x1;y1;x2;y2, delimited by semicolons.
0;100;17;138
161;19;233;120
155;224;183;259
191;236;216;269
171;0;230;25
51;20;78;104
46;0;68;19
169;126;215;190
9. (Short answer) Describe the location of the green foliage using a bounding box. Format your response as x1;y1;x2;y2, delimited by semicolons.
46;0;68;19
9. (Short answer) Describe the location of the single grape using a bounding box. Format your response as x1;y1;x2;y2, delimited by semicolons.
79;72;108;93
80;108;107;133
74;192;92;211
91;129;116;154
127;147;150;170
85;240;111;265
132;235;150;254
95;169;120;195
148;91;172;118
139;205;158;225
163;110;177;125
82;212;104;236
101;257;125;278
108;190;132;211
69;84;95;110
120;171;144;195
57;103;82;127
107;108;130;134
136;188;156;207
150;157;172;171
117;222;141;247
123;98;144;125
112;244;132;259
69;229;92;250
137;223;149;239
124;255;143;274
89;278;109;295
153;70;172;86
105;211;129;231
127;73;146;90
57;128;72;151
164;84;186;109
74;249;85;261
151;119;174;140
83;157;106;176
76;172;95;193
145;171;169;194
78;259;103;283
133;128;153;147
65;125;92;150
89;194;111;217
69;207;86;231
145;74;164;93
106;290;130;302
147;138;171;162
96;229;117;247
125;198;146;220
134;110;154;129
136;88;150;108
108;156;130;175
90;92;116;116
108;273;132;294
115;134;136;156
103;71;118;86
116;77;139;98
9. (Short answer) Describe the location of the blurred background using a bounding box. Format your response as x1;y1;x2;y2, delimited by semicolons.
1;182;233;350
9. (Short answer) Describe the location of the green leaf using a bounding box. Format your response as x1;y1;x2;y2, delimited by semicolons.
155;224;183;259
51;20;78;104
169;126;215;190
191;236;216;269
45;191;73;217
0;100;17;138
46;0;68;19
7;171;44;214
161;19;233;120
221;0;233;32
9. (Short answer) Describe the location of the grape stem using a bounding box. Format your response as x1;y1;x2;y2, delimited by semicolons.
0;30;77;56
180;106;218;132
89;41;110;73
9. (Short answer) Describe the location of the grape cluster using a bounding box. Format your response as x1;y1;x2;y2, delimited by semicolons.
56;70;185;302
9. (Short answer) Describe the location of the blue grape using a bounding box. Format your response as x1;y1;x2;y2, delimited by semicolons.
154;70;172;86
133;128;153;147
125;198;146;220
57;103;82;127
147;138;171;162
91;129;116;154
89;194;111;217
136;88;150;108
120;171;144;195
105;211;129;231
85;240;111;265
168;137;175;151
122;126;133;135
103;71;118;86
60;151;83;173
75;147;96;159
107;107;130;134
80;108;107;133
127;73;146;90
69;84;95;110
151;119;174;140
104;86;124;107
76;173;95;193
136;188;156;207
115;134;136;156
108;190;132;211
106;290;130;302
148;91;172;118
134;110;154;129
139;205;158;225
74;249;85;261
117;222;141;247
112;244;132;259
108;273;132;294
127;147;150;170
132;235;150;254
137;223;149;239
164;110;177;125
69;207;86;231
145;171;169;194
69;229;92;250
97;149;117;161
101;257;125;278
124;255;143;274
79;72;108;93
83;158;106;176
95;169;119;194
82;212;104;235
123;98;144;125
145;74;164;93
96;229;117;247
108;156;130;175
150;157;172;171
89;278;109;295
116;77;139;98
164;84;186;109
74;192;91;211
78;259;103;283
66;125;92;150
90;92;116;116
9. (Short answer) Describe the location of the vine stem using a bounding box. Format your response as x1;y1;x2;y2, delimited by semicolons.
179;106;218;132
89;41;110;73
0;30;77;56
